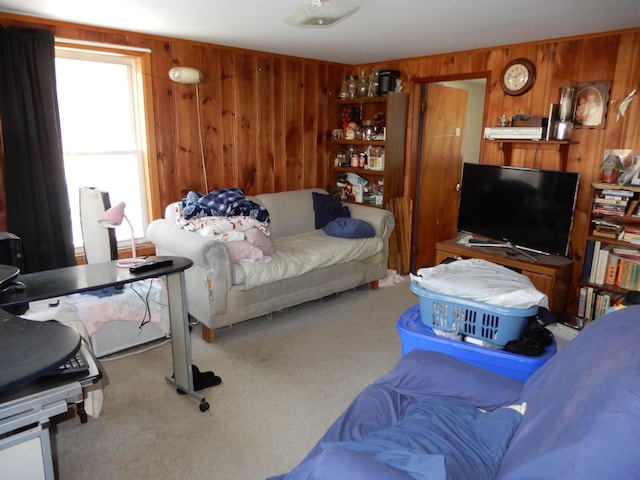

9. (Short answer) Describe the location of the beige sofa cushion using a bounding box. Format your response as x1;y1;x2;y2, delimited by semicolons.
250;188;327;239
232;229;382;290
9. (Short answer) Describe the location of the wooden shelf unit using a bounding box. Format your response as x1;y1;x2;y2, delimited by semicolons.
330;92;408;207
435;238;573;317
487;139;575;171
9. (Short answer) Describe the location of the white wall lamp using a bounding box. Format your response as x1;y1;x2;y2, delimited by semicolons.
168;67;204;85
168;66;209;192
285;0;359;27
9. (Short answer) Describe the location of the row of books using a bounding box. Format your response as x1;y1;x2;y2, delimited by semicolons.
577;286;621;321
582;240;640;289
592;188;640;218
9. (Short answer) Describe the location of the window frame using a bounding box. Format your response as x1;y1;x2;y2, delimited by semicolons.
54;41;160;257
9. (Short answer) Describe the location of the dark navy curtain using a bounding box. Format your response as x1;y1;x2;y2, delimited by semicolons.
0;26;76;272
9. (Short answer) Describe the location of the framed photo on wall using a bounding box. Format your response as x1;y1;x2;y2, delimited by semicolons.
573;81;611;129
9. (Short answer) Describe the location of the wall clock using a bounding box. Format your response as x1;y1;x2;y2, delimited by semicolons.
500;58;536;96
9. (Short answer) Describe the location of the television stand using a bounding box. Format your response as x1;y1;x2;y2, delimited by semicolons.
435;238;573;318
467;238;541;263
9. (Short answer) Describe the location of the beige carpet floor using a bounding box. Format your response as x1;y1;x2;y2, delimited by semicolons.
52;278;416;480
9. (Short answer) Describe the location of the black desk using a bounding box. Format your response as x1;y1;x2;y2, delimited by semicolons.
0;312;81;392
0;310;102;480
0;256;211;412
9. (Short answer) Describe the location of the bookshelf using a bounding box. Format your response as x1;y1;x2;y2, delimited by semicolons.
579;183;640;322
329;92;408;207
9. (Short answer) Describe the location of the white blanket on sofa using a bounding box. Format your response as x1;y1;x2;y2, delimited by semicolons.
238;230;382;290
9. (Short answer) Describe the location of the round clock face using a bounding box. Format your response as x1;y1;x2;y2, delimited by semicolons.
500;58;536;96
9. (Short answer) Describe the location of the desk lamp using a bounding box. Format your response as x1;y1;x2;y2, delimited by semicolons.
98;202;145;267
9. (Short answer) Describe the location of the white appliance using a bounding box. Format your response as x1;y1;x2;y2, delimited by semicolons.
79;187;117;263
484;127;545;140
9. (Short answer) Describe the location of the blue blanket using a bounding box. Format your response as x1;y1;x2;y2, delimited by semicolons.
321;397;523;480
269;306;640;480
180;188;269;222
269;351;523;480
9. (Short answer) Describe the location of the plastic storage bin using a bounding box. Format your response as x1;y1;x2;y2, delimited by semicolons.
397;304;556;382
410;281;538;347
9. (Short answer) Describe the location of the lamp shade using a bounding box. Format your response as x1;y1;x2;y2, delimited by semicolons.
98;201;126;227
97;201;144;267
168;67;203;85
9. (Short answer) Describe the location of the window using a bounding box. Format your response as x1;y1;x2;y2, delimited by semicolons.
55;46;151;250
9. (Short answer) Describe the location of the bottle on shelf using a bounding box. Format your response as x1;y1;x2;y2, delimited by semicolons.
346;75;357;99
368;67;379;97
357;70;369;98
329;92;408;208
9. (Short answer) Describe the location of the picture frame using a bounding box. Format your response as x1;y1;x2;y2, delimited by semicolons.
572;81;611;129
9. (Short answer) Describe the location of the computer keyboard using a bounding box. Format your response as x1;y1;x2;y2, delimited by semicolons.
56;350;89;375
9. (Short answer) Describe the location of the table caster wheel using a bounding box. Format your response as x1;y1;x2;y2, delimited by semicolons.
199;400;210;412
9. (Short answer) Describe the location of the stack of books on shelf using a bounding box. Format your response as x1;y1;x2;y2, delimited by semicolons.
577;286;621;322
620;225;640;242
591;222;640;241
591;219;624;239
591;188;637;217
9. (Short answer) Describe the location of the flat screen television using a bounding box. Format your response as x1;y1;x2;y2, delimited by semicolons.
457;163;579;256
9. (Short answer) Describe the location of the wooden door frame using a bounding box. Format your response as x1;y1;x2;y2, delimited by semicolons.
407;72;492;272
407;71;492;200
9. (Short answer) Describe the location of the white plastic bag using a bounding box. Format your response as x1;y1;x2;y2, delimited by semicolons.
410;258;548;309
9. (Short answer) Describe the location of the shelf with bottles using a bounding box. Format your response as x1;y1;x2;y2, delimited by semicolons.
333;144;385;172
329;91;408;209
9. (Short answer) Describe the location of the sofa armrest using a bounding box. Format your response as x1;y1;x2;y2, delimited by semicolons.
147;219;231;269
147;219;232;316
347;203;396;240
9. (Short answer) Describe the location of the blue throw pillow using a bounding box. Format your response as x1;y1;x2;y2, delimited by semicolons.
312;192;350;229
323;217;375;239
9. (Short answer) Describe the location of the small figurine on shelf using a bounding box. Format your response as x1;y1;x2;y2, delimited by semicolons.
600;154;624;183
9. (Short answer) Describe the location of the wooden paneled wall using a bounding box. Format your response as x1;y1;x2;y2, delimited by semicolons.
0;13;347;227
1;13;640;312
354;29;640;311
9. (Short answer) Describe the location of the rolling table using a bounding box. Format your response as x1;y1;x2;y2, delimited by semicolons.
0;256;213;412
0;309;102;480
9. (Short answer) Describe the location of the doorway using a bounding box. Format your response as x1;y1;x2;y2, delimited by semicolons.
411;75;488;272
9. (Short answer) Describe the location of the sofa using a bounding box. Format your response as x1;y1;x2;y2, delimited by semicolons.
269;305;640;479
147;188;395;342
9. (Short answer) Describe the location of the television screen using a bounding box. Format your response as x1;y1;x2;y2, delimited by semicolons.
457;163;579;256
